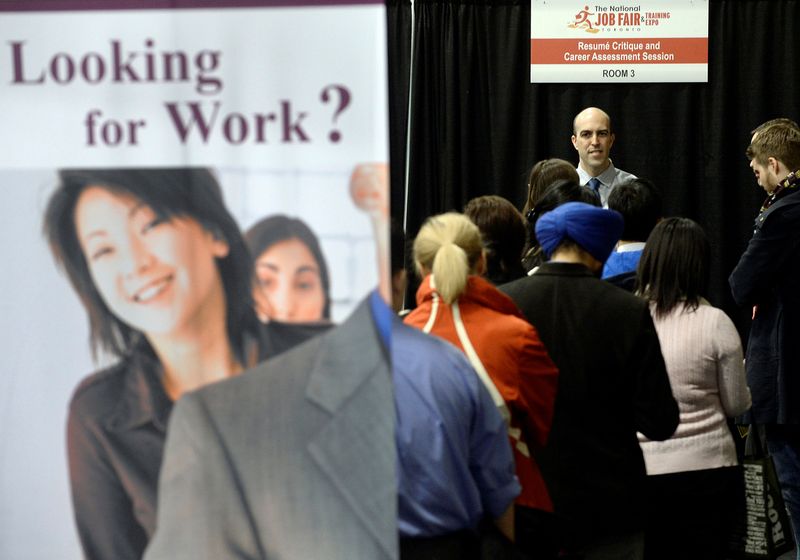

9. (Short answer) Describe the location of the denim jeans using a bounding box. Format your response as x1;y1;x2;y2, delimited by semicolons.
766;425;800;560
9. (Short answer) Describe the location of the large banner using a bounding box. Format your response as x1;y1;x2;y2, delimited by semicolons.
0;2;388;558
531;0;709;83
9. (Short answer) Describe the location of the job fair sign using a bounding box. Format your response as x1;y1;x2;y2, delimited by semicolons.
531;0;709;83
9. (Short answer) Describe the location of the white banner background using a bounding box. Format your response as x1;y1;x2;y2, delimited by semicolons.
0;4;388;558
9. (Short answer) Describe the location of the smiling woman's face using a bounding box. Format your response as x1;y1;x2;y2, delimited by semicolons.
74;186;230;337
254;237;325;323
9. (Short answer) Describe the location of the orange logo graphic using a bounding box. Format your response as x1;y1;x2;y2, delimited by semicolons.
567;5;644;33
568;5;601;33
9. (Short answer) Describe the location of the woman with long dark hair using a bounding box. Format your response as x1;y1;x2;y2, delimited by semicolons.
45;168;326;560
636;217;751;560
244;215;331;323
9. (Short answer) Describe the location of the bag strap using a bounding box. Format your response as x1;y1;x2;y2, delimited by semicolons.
422;278;530;458
745;424;767;458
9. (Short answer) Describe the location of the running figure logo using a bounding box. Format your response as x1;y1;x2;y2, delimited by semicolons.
569;5;600;33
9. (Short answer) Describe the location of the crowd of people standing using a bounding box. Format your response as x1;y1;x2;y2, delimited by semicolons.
51;110;800;560
392;111;800;560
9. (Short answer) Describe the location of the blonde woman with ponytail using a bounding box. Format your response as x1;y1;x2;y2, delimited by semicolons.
404;212;561;558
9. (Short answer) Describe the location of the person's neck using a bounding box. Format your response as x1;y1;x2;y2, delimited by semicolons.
550;246;603;273
149;299;242;401
767;168;793;195
580;159;611;178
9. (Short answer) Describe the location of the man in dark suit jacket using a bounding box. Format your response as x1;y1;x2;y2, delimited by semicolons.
730;121;800;550
500;202;678;559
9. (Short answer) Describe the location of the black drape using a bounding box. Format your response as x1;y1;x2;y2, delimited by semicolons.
391;0;800;330
386;0;413;224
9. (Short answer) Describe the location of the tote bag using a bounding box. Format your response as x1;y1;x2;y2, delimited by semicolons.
728;426;795;559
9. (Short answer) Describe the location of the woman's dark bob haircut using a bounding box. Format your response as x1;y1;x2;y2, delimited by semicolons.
464;195;526;285
244;214;331;319
530;179;600;234
522;158;580;217
636;217;710;319
44;167;258;363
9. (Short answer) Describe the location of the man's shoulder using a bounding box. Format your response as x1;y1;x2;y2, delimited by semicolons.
609;165;636;186
602;249;641;277
542;270;648;316
189;331;327;416
614;166;636;179
501;263;637;295
394;322;472;372
498;274;536;298
759;189;800;227
185;303;383;420
587;274;647;307
393;322;480;395
604;249;631;266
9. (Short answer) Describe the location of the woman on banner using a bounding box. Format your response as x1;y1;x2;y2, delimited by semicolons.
635;218;751;560
44;168;328;560
245;214;332;323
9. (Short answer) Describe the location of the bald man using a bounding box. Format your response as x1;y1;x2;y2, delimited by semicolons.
572;107;636;206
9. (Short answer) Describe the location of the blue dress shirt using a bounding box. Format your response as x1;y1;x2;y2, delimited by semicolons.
391;320;520;537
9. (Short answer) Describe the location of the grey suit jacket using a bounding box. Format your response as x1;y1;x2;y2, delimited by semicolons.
144;299;398;560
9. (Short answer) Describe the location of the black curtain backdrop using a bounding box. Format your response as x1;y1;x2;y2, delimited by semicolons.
387;0;800;332
386;0;412;223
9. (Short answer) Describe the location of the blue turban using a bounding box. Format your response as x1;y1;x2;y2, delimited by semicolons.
535;202;624;263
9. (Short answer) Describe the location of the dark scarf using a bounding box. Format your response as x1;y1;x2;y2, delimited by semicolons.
760;168;800;213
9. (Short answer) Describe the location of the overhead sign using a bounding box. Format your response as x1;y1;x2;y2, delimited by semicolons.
531;0;709;83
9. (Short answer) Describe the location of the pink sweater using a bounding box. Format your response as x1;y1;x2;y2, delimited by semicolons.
638;301;751;475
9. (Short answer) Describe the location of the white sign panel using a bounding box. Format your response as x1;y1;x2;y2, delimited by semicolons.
531;0;709;83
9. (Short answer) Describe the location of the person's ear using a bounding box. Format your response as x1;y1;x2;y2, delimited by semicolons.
207;227;230;258
571;134;579;150
768;157;780;175
475;251;487;275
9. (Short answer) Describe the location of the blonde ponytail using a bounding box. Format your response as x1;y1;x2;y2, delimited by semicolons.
431;242;469;304
413;212;483;305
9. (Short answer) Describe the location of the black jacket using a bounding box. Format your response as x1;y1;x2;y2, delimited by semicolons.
500;262;678;547
730;188;800;425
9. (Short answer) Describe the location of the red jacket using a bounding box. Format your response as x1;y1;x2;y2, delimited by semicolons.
404;275;559;511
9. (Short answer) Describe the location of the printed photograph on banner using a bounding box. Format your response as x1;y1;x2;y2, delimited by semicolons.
0;3;390;559
530;0;709;83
